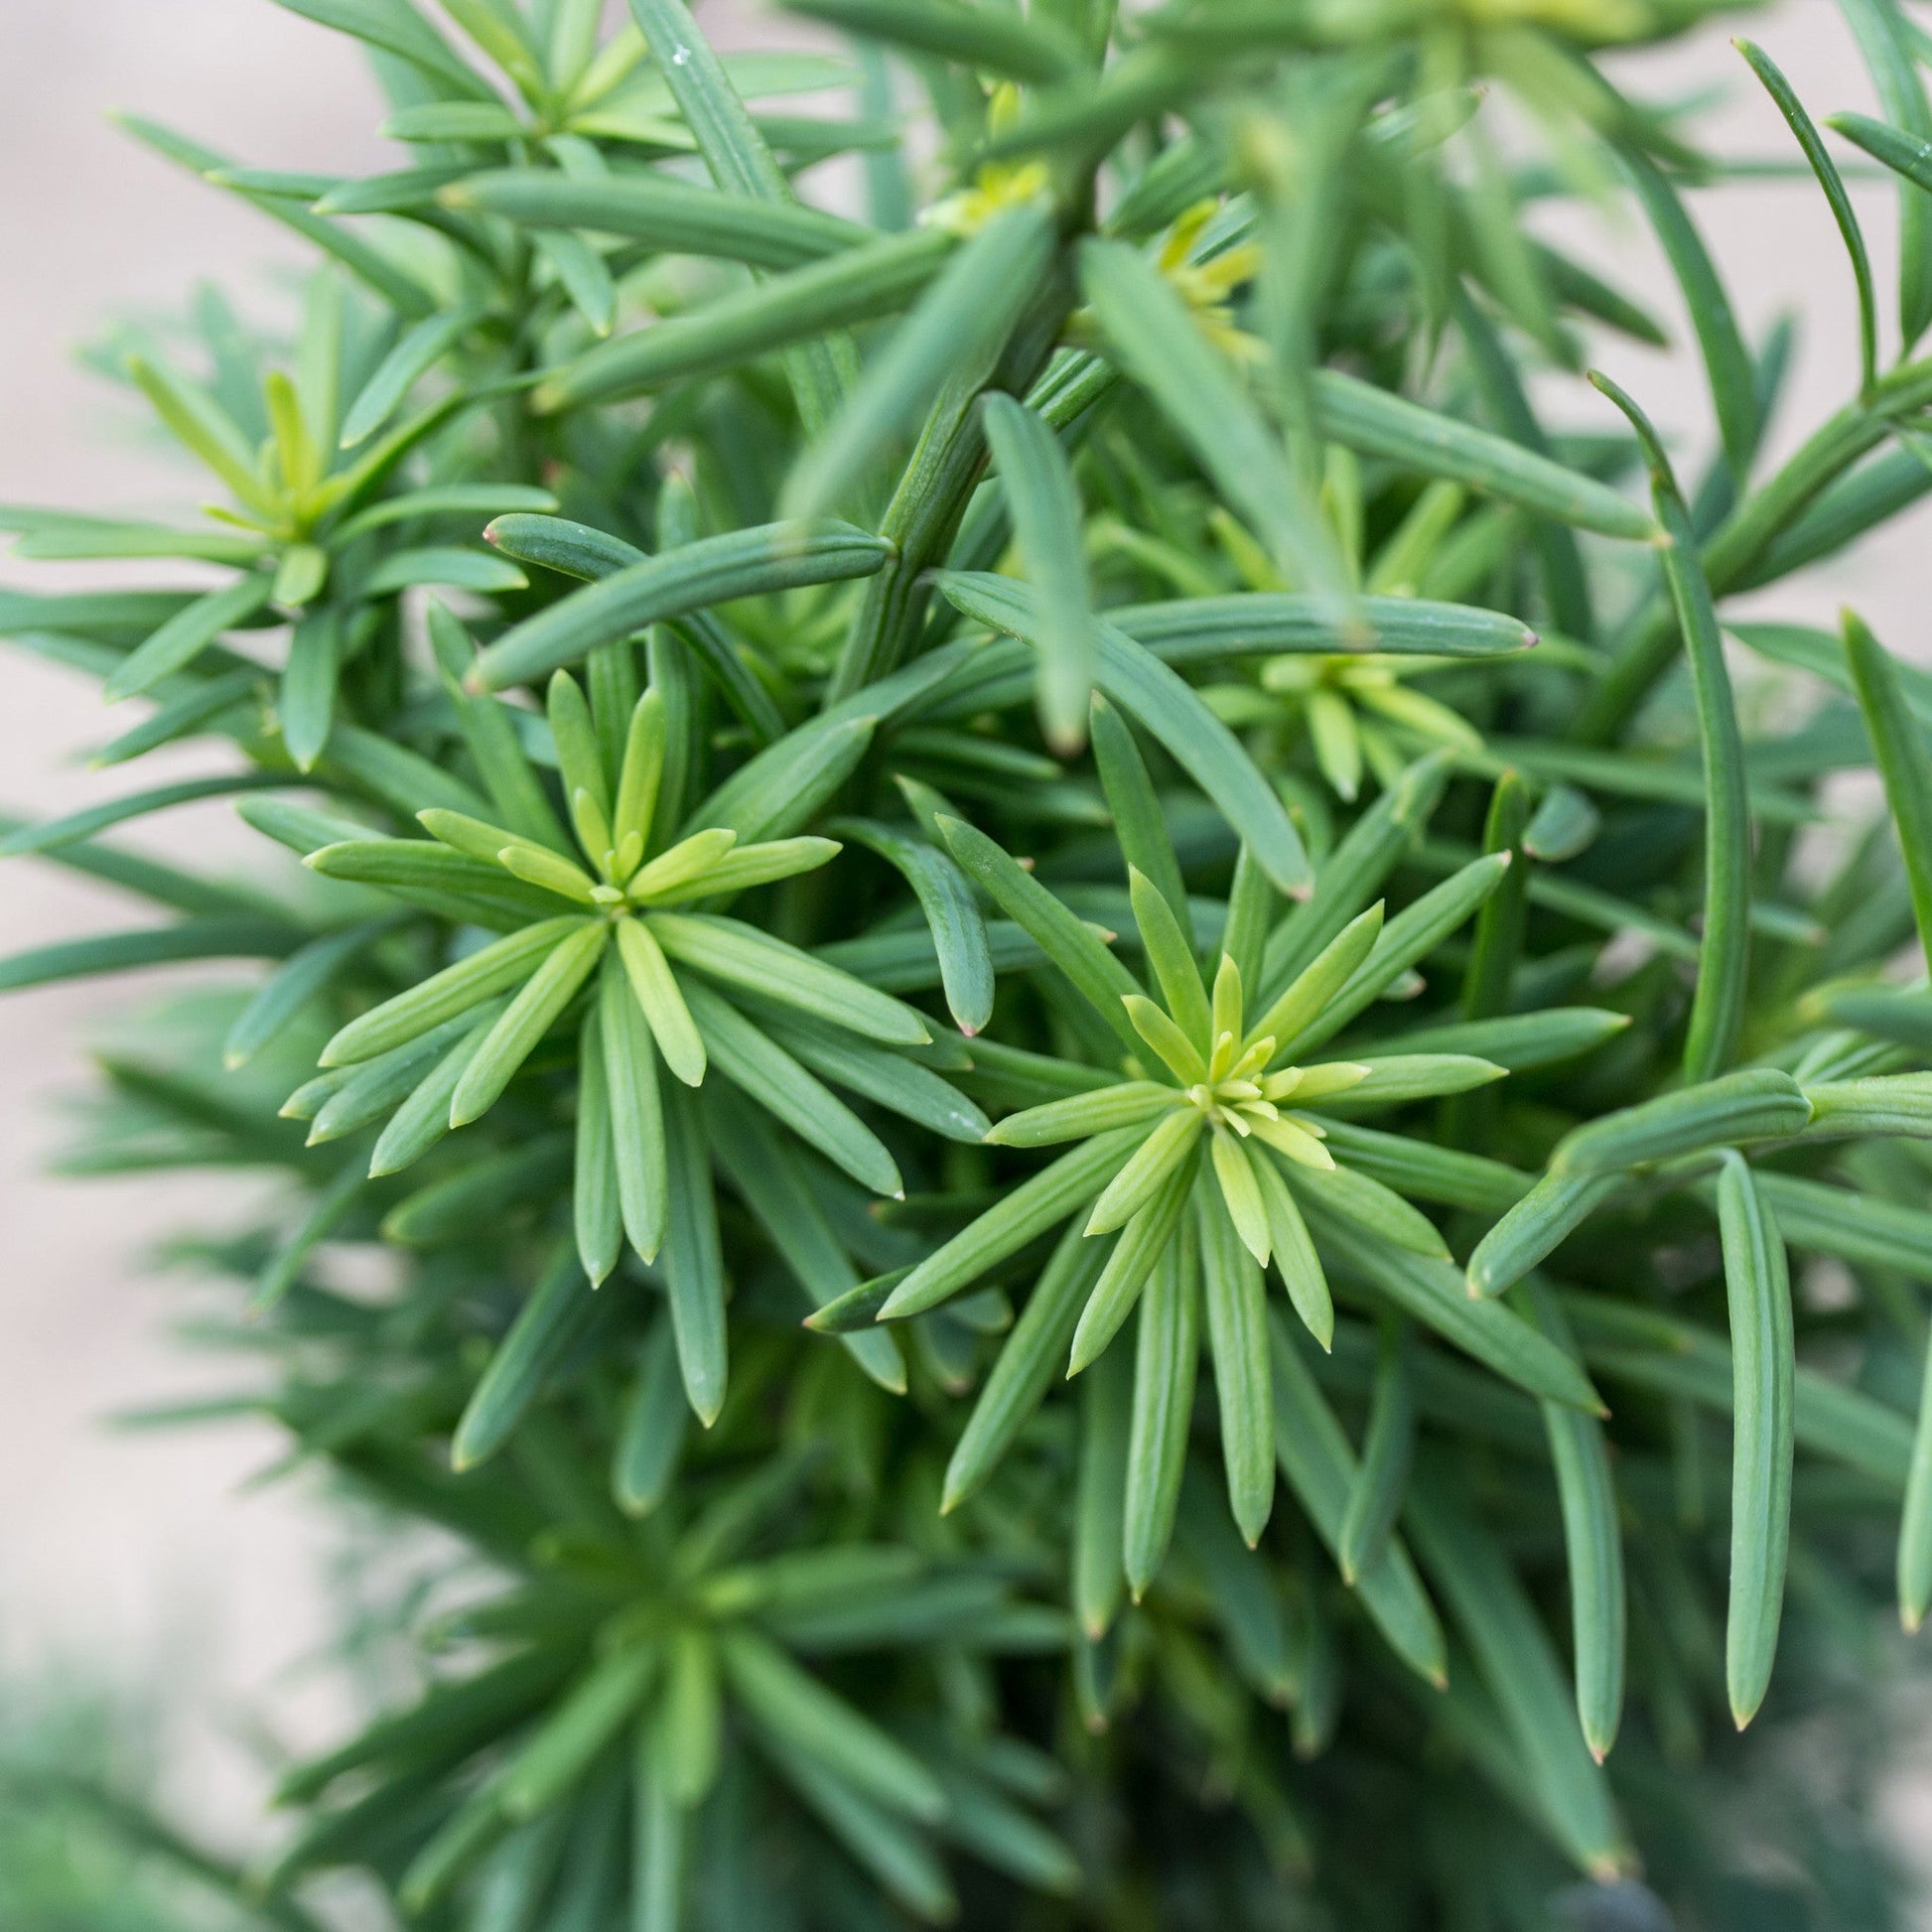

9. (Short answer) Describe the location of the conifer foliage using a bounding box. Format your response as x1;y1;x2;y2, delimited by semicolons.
11;0;1932;1923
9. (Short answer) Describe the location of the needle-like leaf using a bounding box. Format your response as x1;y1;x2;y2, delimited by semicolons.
1588;372;1750;1083
982;392;1098;754
1122;1232;1199;1598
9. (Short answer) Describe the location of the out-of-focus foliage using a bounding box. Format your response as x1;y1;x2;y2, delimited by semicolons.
0;1656;297;1932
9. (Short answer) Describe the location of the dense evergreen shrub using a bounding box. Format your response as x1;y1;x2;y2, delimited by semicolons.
10;0;1932;1924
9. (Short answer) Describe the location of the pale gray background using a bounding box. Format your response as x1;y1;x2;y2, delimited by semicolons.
3;0;1930;1891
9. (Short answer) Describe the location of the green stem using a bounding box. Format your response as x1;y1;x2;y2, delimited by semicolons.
1574;354;1932;743
824;271;1077;703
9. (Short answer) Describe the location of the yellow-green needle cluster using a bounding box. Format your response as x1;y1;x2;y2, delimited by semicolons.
1247;653;1483;803
303;663;930;1285
877;840;1512;1582
988;893;1386;1373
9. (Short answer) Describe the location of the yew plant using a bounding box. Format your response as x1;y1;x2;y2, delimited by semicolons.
13;0;1932;1924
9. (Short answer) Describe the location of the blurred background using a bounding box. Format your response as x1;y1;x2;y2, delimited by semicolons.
3;0;1932;1912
